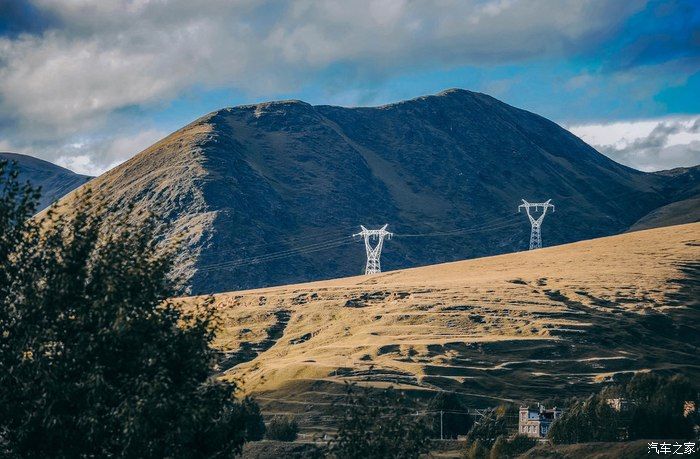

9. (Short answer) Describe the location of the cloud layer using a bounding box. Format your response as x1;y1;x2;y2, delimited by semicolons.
0;0;697;175
569;116;700;171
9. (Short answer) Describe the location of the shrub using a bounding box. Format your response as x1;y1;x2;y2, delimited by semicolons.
265;416;299;441
462;439;488;459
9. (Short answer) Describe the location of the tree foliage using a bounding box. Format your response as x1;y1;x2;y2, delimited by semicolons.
428;391;473;439
464;404;515;449
0;161;262;458
547;394;620;444
0;161;40;304
265;416;299;441
242;397;267;441
549;373;697;444
626;373;696;440
328;385;432;459
488;435;537;459
462;439;488;459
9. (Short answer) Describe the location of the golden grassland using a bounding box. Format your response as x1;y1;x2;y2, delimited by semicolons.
184;223;699;428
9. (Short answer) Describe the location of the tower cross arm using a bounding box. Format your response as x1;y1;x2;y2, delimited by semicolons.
353;224;392;275
518;198;555;250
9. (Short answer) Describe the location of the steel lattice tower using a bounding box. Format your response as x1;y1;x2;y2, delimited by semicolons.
353;224;393;274
518;199;555;250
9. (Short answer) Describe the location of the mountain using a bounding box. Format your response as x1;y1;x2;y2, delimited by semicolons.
0;152;92;211
628;165;700;231
187;222;699;430
50;89;699;294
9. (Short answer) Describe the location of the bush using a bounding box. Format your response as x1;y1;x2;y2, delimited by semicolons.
489;435;537;458
328;385;432;459
0;163;262;458
462;439;488;459
265;416;299;441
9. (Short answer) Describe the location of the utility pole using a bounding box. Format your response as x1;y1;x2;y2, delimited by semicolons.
518;199;555;250
440;410;444;440
353;224;393;274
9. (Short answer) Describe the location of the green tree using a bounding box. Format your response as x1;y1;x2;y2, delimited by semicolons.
548;395;620;444
428;391;474;439
0;167;262;458
328;385;432;459
0;160;40;305
626;374;695;440
242;397;267;441
265;416;299;441
548;373;697;444
464;405;515;449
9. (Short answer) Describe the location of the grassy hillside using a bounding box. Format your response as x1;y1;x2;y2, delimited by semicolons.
47;89;698;294
184;223;699;431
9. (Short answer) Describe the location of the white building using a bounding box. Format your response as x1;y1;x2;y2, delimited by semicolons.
518;405;562;438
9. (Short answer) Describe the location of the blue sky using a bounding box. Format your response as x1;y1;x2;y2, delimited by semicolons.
0;0;698;174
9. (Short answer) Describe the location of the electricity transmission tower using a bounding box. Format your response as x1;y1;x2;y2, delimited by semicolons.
353;224;393;274
518;199;555;250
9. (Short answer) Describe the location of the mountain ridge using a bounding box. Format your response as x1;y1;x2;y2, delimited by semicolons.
0;152;92;211
49;89;699;294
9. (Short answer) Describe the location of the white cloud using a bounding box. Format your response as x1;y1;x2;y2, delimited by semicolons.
15;0;695;175
568;116;700;172
1;1;642;132
7;128;167;176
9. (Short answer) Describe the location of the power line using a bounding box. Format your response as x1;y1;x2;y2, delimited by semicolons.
193;216;523;273
197;239;354;272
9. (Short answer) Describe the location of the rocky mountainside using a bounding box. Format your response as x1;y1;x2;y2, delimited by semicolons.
51;89;699;294
0;152;92;211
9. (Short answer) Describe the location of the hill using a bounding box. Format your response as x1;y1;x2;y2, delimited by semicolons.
629;165;700;231
0;152;92;211
50;89;699;293
185;223;699;431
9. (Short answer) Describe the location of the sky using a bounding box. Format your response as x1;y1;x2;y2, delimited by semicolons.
0;0;698;175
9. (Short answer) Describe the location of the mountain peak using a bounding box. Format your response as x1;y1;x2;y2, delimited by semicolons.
211;99;314;118
210;88;481;117
435;87;475;97
49;90;697;294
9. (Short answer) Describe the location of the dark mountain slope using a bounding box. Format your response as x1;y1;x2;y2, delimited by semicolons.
629;165;700;231
51;89;697;294
0;152;91;211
